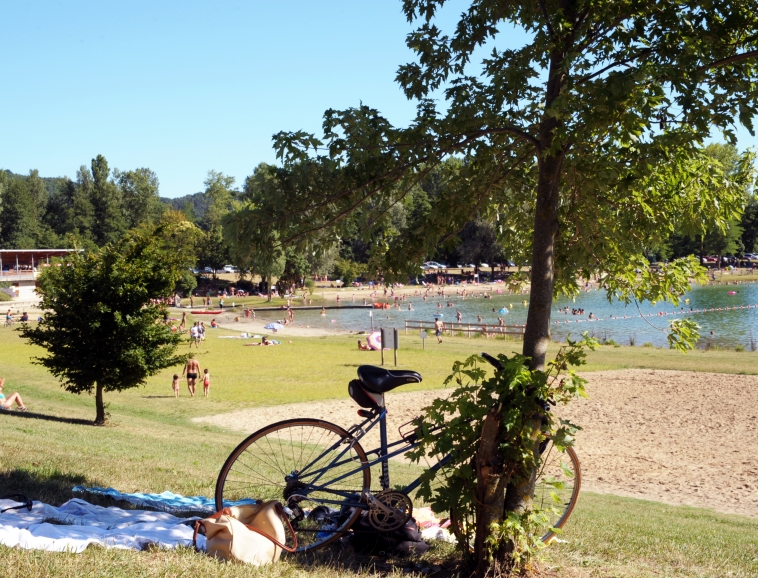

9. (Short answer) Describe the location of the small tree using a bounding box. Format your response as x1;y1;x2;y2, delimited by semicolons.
20;224;190;425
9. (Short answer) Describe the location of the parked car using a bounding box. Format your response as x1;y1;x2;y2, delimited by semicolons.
423;261;440;269
222;265;238;273
202;266;215;273
479;263;490;268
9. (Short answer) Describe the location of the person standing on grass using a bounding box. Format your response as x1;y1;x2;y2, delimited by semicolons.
0;378;28;411
183;354;200;397
202;368;211;397
434;317;444;344
189;323;199;348
172;374;180;398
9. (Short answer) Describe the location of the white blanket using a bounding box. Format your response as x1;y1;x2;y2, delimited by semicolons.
0;498;205;553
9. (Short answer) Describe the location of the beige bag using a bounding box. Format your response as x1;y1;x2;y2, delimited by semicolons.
193;501;297;565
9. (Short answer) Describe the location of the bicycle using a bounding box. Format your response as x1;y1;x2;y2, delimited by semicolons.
215;353;581;552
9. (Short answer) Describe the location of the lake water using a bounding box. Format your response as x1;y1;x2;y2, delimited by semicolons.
250;282;758;348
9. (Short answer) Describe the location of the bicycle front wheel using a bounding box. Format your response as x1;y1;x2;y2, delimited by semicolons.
534;443;581;543
215;418;371;552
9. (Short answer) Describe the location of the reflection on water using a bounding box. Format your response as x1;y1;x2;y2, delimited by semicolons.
250;282;758;348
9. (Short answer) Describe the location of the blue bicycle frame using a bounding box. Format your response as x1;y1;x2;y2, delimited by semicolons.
285;407;450;510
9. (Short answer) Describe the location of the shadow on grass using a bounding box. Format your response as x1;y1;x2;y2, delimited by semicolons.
0;410;93;426
141;396;175;399
0;468;103;506
292;542;466;578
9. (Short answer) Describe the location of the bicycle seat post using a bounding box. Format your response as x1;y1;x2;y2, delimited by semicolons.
379;409;390;490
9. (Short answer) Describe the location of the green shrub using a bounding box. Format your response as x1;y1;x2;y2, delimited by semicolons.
642;342;654;348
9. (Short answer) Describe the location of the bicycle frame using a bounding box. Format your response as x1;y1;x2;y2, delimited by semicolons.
286;408;450;511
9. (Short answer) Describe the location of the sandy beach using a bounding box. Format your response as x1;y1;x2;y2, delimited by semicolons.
195;369;758;518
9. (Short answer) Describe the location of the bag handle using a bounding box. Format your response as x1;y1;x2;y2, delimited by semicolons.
193;503;298;553
244;502;298;553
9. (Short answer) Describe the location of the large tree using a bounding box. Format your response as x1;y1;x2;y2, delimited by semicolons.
225;1;758;571
116;167;164;229
90;155;127;245
0;179;38;249
20;221;193;424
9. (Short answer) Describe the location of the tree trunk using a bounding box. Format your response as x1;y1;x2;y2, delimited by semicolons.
474;409;509;577
500;30;568;555
94;382;106;425
523;154;563;371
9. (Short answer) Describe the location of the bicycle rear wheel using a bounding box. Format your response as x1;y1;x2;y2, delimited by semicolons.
215;418;371;552
534;443;581;543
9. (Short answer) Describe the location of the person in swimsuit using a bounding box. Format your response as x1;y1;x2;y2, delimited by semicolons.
183;354;200;397
357;340;371;351
434;318;444;344
202;368;210;397
0;378;28;411
172;374;180;398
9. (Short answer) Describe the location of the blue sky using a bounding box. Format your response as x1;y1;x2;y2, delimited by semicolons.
1;1;755;198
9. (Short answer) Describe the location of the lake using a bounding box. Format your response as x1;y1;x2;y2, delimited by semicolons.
251;282;758;349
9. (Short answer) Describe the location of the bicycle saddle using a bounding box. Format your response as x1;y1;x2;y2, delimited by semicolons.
357;365;422;393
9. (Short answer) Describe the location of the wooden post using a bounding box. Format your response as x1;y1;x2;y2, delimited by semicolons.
394;328;399;367
468;324;471;338
381;328;385;365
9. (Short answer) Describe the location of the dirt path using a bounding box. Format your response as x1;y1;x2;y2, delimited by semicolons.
195;369;758;518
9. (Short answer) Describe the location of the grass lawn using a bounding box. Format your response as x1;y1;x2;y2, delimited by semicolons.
1;324;757;577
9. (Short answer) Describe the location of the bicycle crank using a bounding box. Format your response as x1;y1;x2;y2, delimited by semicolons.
367;490;413;532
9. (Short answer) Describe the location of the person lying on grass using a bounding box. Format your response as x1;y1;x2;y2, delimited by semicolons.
244;336;277;346
0;378;28;411
357;340;372;351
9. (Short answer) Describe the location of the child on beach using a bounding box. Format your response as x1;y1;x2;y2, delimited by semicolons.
203;368;211;397
172;374;180;398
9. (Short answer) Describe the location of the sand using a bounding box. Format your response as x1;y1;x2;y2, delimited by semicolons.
194;369;758;518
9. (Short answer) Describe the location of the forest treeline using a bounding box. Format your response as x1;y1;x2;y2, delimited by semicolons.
0;143;755;286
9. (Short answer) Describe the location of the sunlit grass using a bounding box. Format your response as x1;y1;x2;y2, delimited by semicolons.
2;325;758;576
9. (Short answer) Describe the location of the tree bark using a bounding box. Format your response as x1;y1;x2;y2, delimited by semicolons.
474;409;509;577
522;155;562;371
94;382;106;425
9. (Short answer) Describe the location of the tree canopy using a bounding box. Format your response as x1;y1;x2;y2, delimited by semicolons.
20;220;194;424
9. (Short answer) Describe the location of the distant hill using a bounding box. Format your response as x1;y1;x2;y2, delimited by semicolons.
4;169;62;197
159;192;209;222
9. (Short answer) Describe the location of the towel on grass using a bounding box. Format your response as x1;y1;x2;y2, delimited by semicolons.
72;486;257;514
0;497;204;553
